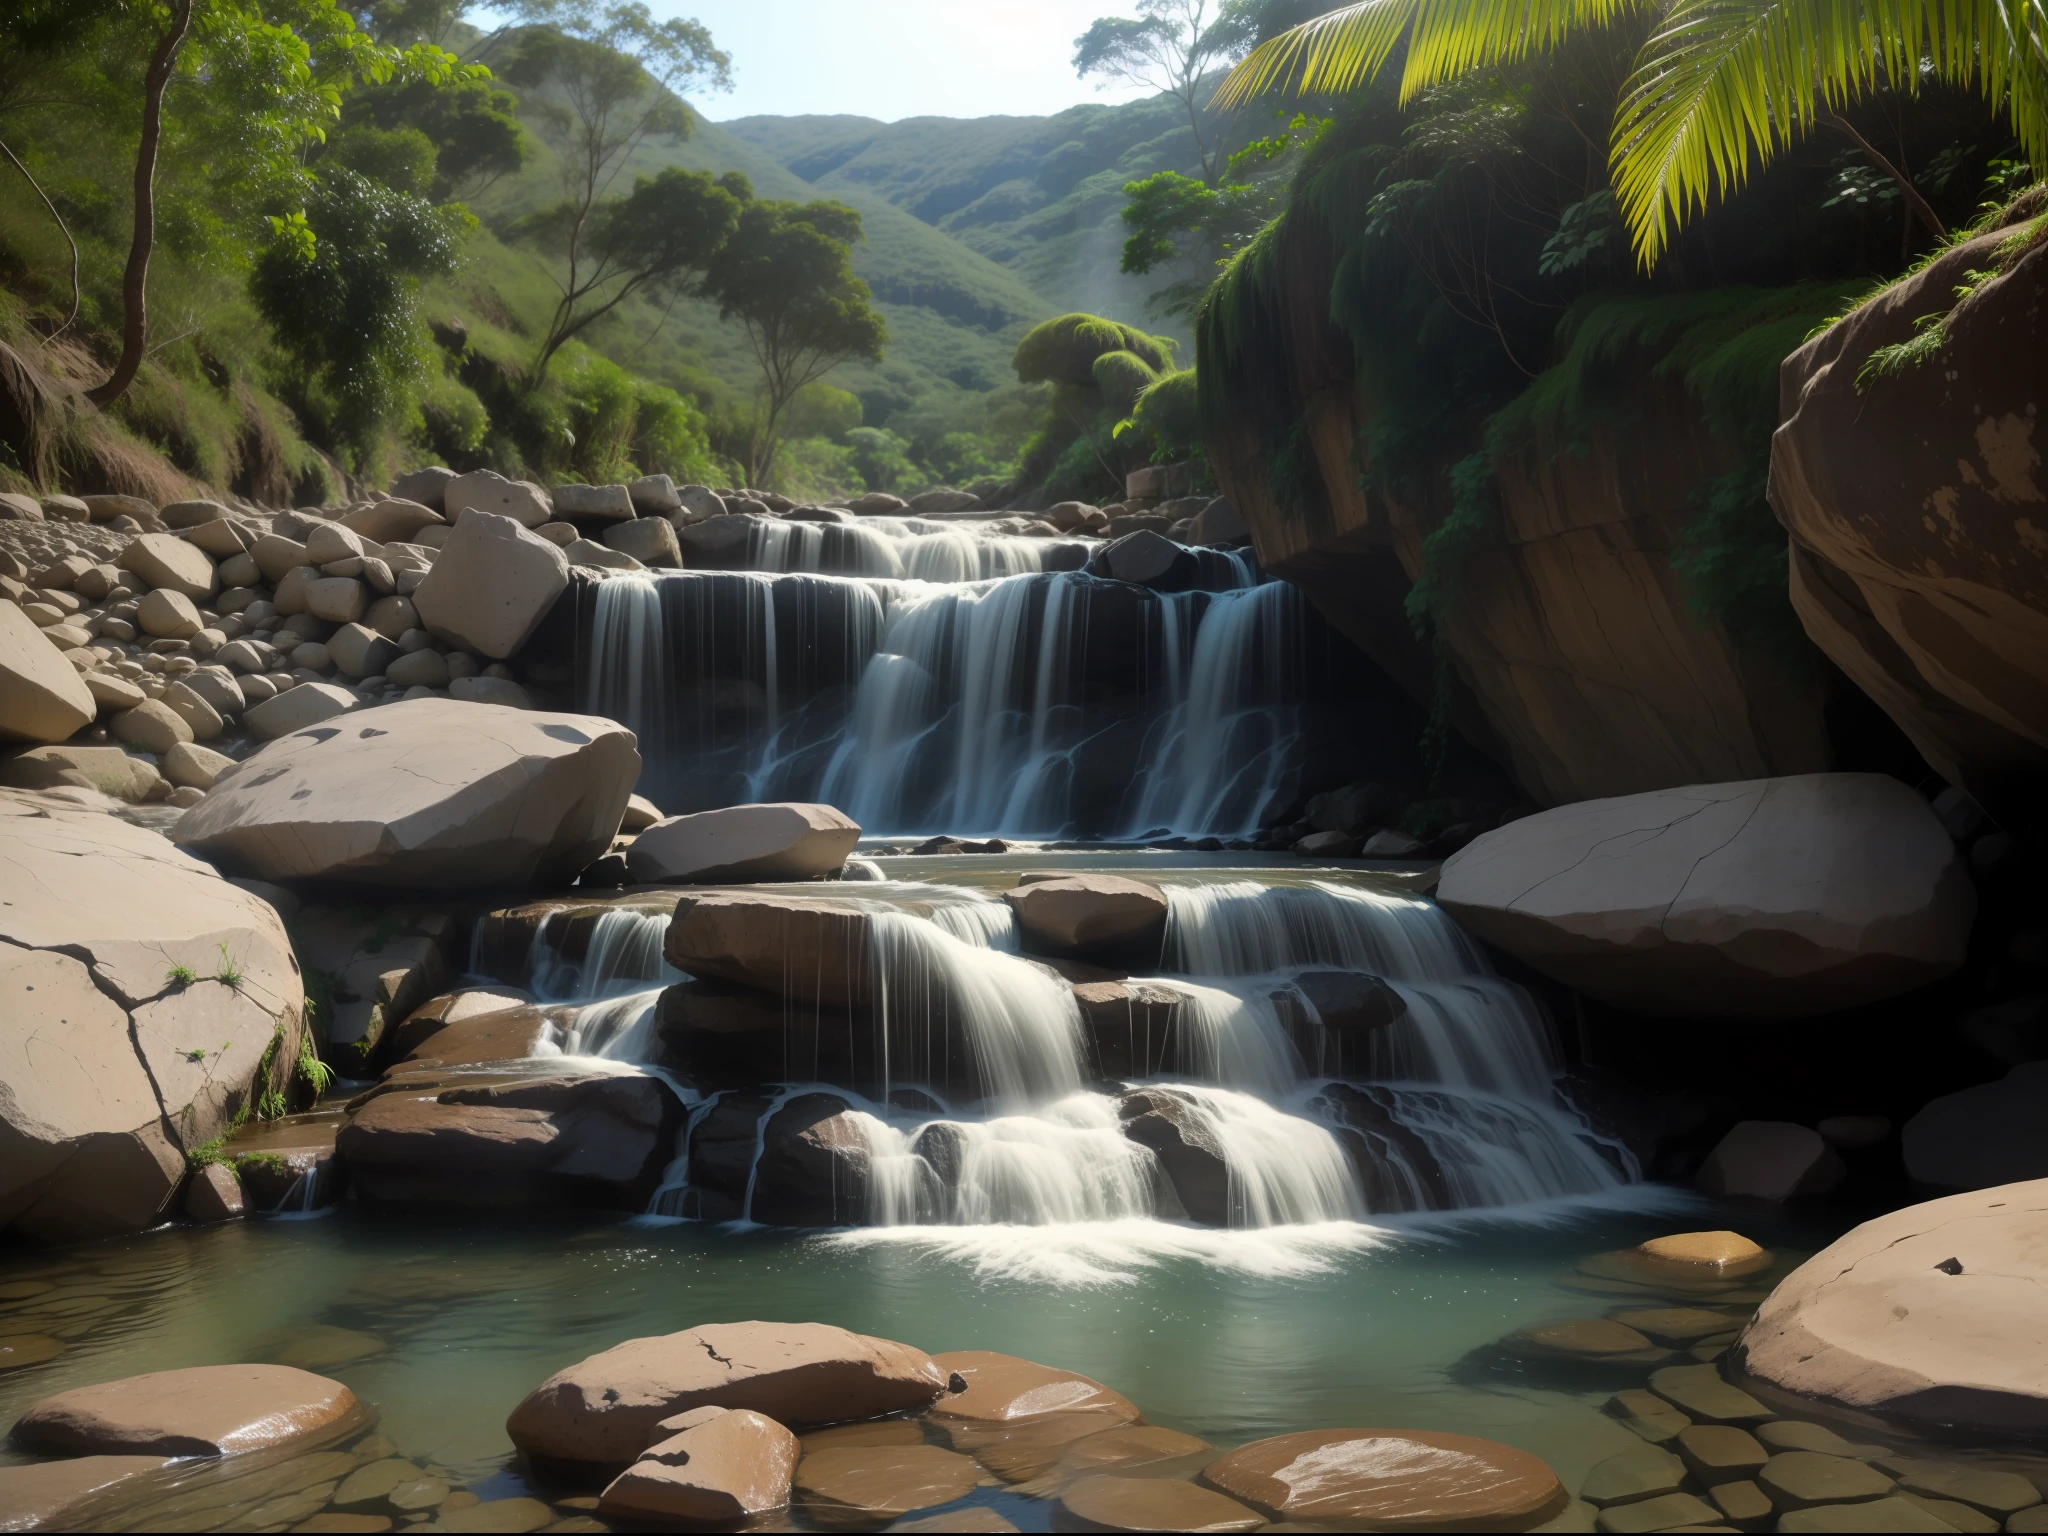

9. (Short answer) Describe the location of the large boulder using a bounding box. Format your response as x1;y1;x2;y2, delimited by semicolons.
506;1322;947;1470
12;1365;359;1457
747;1093;874;1226
1902;1063;2048;1189
117;533;215;600
1118;1088;1227;1224
173;698;638;886
411;510;569;659
597;1405;797;1524
1200;1428;1568;1527
444;468;551;527
602;516;681;567
0;1456;174;1530
0;794;306;1242
391;465;456;509
339;497;443;545
0;601;95;742
1771;222;2048;816
1436;774;1973;1019
1004;873;1168;964
336;1071;679;1207
625;802;860;884
1730;1179;2048;1439
664;893;875;1005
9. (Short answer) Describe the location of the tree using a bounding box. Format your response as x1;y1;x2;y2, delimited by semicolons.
700;200;888;486
1075;1;1242;183
340;72;529;199
523;165;746;377
502;3;729;375
1214;0;2048;262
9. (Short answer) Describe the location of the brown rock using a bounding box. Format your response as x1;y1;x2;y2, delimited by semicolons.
0;601;96;742
505;1322;947;1469
1579;1444;1685;1506
12;1364;358;1456
1117;1088;1228;1224
1757;1450;1895;1509
597;1405;798;1523
1199;1427;1568;1527
1437;775;1972;1019
794;1443;981;1527
1696;1121;1847;1201
1647;1364;1771;1425
1508;1318;1663;1359
1057;1473;1263;1532
435;1497;553;1532
184;1162;244;1223
1634;1232;1769;1276
602;516;682;567
664;892;875;1005
0;1455;172;1529
1676;1423;1769;1485
1730;1178;2048;1439
1004;874;1168;962
174;698;637;886
1289;969;1407;1031
626;801;861;883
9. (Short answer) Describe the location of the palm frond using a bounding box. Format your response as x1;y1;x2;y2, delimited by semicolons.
1211;0;1423;108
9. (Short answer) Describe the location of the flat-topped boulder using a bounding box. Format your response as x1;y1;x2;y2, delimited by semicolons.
626;802;860;884
173;699;638;886
1437;774;1973;1018
597;1405;797;1523
1199;1427;1568;1527
0;1455;173;1530
664;892;875;1005
929;1351;1141;1428
443;468;551;527
0;601;96;742
12;1364;359;1456
1004;873;1168;964
0;795;306;1241
1730;1179;2048;1439
1060;1474;1263;1532
506;1322;947;1469
795;1443;982;1526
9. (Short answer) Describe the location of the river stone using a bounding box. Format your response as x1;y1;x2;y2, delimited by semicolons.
118;533;216;600
174;698;637;886
664;893;876;1004
597;1405;797;1522
411;510;568;658
1894;1463;2042;1517
628;802;861;884
138;588;202;637
183;1162;243;1223
159;498;226;528
306;576;366;624
552;482;636;520
566;537;643;571
1094;529;1195;590
1611;1308;1742;1345
1605;1389;1690;1444
340;498;442;544
437;1497;552;1531
1003;874;1168;962
1676;1424;1768;1485
506;1322;947;1468
1591;1490;1720;1532
0;744;159;800
1648;1364;1771;1425
0;1455;173;1529
445;469;551;527
1636;1231;1770;1277
1436;774;1973;1019
83;670;147;712
1729;1179;2048;1439
13;1364;358;1456
1058;1473;1263;1532
1697;1121;1846;1200
602;515;681;567
1048;1423;1213;1484
1200;1427;1568;1528
794;1443;981;1526
334;1457;428;1509
1510;1318;1661;1358
242;681;357;740
1579;1444;1685;1507
1290;969;1406;1030
0;602;95;741
1757;1451;1895;1509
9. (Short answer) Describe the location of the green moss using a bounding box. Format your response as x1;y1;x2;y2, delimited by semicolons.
1014;313;1174;387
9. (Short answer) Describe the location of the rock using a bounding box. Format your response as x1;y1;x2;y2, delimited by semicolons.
1199;1427;1568;1527
118;533;216;600
602;516;681;567
930;1351;1141;1434
385;648;449;688
0;601;95;741
1731;1179;2048;1439
444;469;551;527
447;675;532;708
1648;1364;1771;1425
83;493;157;525
621;793;663;832
13;1364;358;1456
112;698;194;753
184;1161;244;1222
795;1443;982;1526
1894;1463;2041;1519
159;498;227;528
1508;1317;1662;1360
1043;1423;1213;1486
252;533;311;584
1093;529;1194;590
1579;1444;1686;1506
0;491;44;521
411;511;569;659
565;537;643;571
84;668;148;713
1902;1063;2048;1188
0;744;160;800
391;465;456;509
337;1071;678;1207
597;1405;798;1523
1772;226;2048;814
1676;1424;1768;1486
1696;1121;1846;1200
627;474;682;515
1117;1088;1228;1223
0;1456;173;1529
242;681;357;740
138;588;203;638
1436;775;1974;1019
1777;1495;1967;1531
907;489;979;512
177;667;246;719
307;576;367;624
340;498;442;544
1058;1474;1264;1531
1289;969;1406;1031
1817;1114;1892;1150
1187;496;1247;546
328;622;401;678
1592;1490;1721;1531
1610;1308;1740;1346
162;680;226;741
748;1093;873;1225
1634;1231;1770;1276
506;1322;947;1469
1756;1451;1895;1509
1295;829;1360;857
626;802;860;883
1605;1388;1690;1445
1004;873;1167;963
185;517;251;557
363;595;418;641
175;698;635;886
158;741;232;792
664;893;875;1004
553;483;636;520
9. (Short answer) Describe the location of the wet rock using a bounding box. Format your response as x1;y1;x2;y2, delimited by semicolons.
1676;1424;1768;1485
506;1322;947;1471
272;1326;387;1371
392;1004;558;1067
1605;1388;1689;1445
1117;1088;1227;1223
1293;829;1359;858
626;801;860;884
184;1163;244;1223
1058;1473;1263;1532
1091;529;1196;591
1754;1422;1878;1458
337;1071;678;1208
1437;775;1973;1019
928;1352;1141;1482
1004;874;1167;965
1309;1082;1453;1212
1696;1121;1846;1201
663;892;875;1005
1508;1318;1666;1362
1730;1178;2048;1439
1579;1444;1685;1506
334;1457;429;1510
175;698;637;887
411;510;568;659
1609;1307;1740;1346
436;1496;553;1531
1633;1231;1770;1278
1591;1490;1720;1531
1073;979;1182;1077
1893;1462;2041;1519
1902;1063;2048;1188
1757;1450;1895;1509
1039;1423;1213;1489
1200;1427;1569;1527
597;1405;798;1523
794;1443;981;1526
1288;969;1406;1031
0;1455;173;1530
1648;1364;1771;1425
749;1093;875;1226
12;1364;359;1456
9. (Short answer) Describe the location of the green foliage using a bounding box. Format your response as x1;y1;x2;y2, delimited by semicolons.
341;71;530;199
1014;313;1175;386
1091;348;1161;414
297;1034;335;1095
1127;367;1203;461
165;964;198;990
843;425;917;491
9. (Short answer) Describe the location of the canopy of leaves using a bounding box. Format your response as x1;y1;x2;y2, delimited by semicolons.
1129;365;1202;459
1013;313;1176;386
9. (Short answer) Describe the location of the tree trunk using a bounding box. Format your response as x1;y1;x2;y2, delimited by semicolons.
88;0;195;408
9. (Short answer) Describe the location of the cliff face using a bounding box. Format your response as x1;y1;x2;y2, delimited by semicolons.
1772;221;2048;826
1216;364;1831;808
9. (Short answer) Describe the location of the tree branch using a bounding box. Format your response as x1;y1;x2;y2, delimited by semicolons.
0;135;81;341
1824;113;1946;241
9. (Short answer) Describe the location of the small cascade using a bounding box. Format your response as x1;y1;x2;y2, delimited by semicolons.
528;909;679;1001
746;516;1079;580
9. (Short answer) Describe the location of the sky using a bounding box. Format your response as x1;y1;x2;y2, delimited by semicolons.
642;1;1160;122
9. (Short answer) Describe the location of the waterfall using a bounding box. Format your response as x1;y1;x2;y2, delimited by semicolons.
746;515;1077;580
528;909;680;1000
